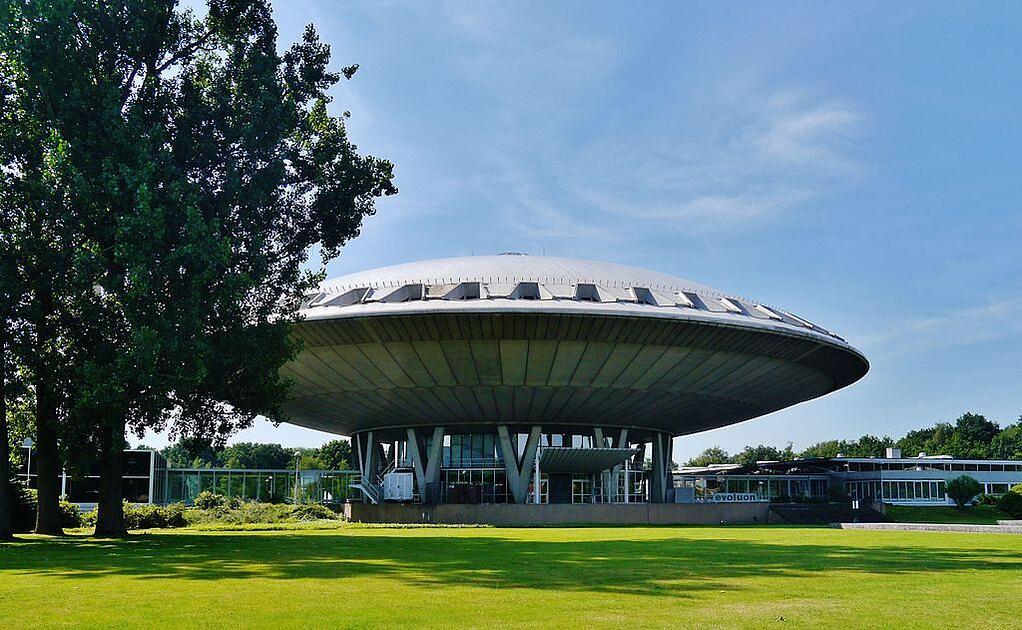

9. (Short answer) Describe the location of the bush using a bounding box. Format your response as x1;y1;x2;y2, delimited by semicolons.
946;475;981;510
8;480;37;532
1011;483;1022;495
976;493;1001;506
290;502;336;521
59;500;84;528
163;502;188;528
80;509;97;528
997;491;1022;518
193;491;227;510
123;502;169;529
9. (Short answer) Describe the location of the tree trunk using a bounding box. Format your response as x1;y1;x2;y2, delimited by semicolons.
0;330;13;540
33;381;63;535
33;283;63;536
94;417;127;537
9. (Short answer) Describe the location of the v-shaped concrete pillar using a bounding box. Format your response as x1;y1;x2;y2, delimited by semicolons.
497;425;542;504
650;432;675;503
406;426;445;503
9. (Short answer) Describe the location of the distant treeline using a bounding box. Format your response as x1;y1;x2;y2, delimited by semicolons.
140;439;352;471
685;412;1022;467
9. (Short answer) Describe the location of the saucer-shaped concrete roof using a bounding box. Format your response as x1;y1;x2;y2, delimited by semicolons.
280;255;867;439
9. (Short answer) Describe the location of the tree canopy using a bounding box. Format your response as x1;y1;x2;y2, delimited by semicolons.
685;412;1021;467
0;0;395;536
158;438;351;471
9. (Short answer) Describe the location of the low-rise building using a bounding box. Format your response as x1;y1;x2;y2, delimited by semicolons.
675;448;1022;506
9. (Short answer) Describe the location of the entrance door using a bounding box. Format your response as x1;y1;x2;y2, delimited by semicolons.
548;473;572;504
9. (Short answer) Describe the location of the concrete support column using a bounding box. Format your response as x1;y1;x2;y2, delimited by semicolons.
497;425;541;504
358;430;380;482
609;428;629;503
406;426;446;503
650;432;674;503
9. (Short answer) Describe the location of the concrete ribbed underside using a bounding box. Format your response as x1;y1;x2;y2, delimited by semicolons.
280;311;867;439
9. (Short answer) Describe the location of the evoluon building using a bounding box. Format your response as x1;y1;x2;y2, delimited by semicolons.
279;254;868;511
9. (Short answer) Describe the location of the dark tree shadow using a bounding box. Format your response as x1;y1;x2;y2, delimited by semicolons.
2;527;1020;599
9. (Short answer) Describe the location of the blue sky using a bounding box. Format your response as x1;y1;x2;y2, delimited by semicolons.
158;1;1022;462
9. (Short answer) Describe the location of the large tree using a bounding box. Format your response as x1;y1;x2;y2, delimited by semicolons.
317;439;352;470
221;442;293;470
1;0;395;536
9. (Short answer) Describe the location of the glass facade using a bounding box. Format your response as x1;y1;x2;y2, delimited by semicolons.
675;474;830;501
15;447;166;504
165;469;358;505
443;433;502;468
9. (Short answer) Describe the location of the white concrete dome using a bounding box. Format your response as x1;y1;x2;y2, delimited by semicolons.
281;254;868;439
301;254;849;348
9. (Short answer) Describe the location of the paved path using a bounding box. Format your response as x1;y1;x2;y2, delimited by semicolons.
833;522;1022;534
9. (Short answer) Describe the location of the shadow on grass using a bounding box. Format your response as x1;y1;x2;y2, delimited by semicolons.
2;529;1020;598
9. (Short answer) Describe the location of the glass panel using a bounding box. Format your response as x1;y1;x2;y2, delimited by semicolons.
124;451;152;476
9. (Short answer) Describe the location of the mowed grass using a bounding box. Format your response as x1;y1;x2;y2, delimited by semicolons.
886;504;1010;524
2;526;1021;629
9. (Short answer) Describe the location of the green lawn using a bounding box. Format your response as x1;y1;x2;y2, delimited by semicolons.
886;504;1009;524
2;525;1021;628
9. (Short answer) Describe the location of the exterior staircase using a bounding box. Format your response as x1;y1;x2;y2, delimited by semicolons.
352;459;401;504
769;502;888;525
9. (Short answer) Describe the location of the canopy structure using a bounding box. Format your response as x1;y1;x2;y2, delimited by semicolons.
280;254;868;506
537;447;640;474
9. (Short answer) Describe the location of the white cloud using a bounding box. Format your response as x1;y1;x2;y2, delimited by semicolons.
858;296;1022;357
557;89;862;234
425;7;864;241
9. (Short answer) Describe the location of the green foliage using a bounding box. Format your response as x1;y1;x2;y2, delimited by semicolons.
1012;483;1022;495
294;448;327;470
897;413;1004;459
945;475;982;510
182;502;339;527
58;500;84;529
685;446;732;467
192;491;241;511
734;443;795;466
80;509;97;528
2;0;395;535
121;503;175;530
193;491;226;510
222;443;293;469
161;439;353;471
684;412;1020;466
289;503;337;521
317;440;352;470
996;492;1022;518
975;493;1001;507
991;424;1022;460
7;480;36;532
799;435;894;458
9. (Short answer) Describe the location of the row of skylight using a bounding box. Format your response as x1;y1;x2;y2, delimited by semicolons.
304;281;838;340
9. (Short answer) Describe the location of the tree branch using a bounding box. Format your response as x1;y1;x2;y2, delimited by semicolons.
153;29;215;74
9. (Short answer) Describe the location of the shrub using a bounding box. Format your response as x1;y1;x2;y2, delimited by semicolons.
1011;483;1022;495
945;475;981;510
997;491;1022;518
163;502;188;528
976;493;1000;507
59;500;84;528
290;502;336;521
80;509;97;528
193;491;228;510
8;480;37;532
124;502;169;529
